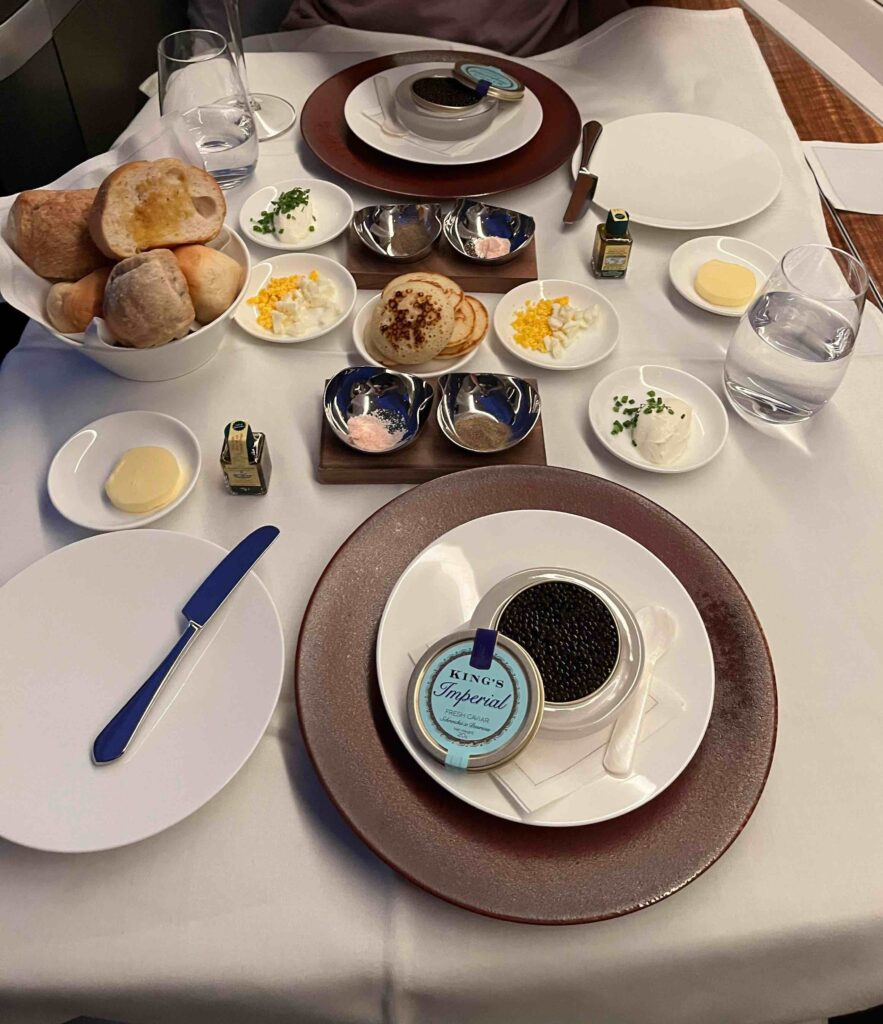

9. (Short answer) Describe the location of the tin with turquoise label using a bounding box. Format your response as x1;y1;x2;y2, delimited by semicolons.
408;628;543;771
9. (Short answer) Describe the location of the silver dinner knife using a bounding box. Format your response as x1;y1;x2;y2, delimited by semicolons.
91;524;280;765
563;120;603;224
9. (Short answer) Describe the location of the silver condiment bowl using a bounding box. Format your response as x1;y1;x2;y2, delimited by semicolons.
351;203;442;263
324;366;434;455
470;568;645;733
443;198;536;265
437;373;541;454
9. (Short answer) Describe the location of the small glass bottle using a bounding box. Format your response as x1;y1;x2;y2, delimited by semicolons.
220;420;271;495
591;208;632;279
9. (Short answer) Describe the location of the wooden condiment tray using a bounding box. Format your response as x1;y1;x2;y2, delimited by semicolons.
317;378;547;484
345;231;537;293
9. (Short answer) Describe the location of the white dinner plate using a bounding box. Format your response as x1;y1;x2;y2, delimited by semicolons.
344;63;544;167
234;253;357;343
47;411;201;531
493;279;619;371
238;178;354;251
669;235;778;317
376;510;714;826
353;294;484;379
0;530;284;852
589;365;730;473
571;113;783;229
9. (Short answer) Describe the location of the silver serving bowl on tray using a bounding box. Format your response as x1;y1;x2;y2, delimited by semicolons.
324;366;434;455
443;198;535;265
470;568;644;733
351;203;442;263
437;373;541;454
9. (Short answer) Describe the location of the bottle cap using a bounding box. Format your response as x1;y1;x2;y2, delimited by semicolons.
407;628;543;770
605;209;630;237
452;61;525;102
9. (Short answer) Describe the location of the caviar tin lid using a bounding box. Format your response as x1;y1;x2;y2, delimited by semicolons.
470;568;644;733
407;628;544;771
452;61;525;102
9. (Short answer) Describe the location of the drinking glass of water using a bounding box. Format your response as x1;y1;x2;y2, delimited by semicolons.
157;29;257;189
724;244;868;423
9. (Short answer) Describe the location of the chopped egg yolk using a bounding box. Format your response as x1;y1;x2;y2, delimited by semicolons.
247;271;320;331
511;296;570;352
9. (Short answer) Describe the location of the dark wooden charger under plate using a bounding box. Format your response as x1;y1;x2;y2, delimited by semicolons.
300;51;582;199
318;378;547;484
345;229;538;293
295;466;777;924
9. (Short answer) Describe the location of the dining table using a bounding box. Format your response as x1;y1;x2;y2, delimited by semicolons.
2;6;883;1024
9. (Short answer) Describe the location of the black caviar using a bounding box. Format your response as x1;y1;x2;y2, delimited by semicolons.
498;582;619;703
412;76;481;108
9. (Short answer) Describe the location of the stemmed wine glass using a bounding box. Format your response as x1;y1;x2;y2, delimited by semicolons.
222;0;296;141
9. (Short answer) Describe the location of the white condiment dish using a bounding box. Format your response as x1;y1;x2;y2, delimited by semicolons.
47;411;201;531
669;236;778;317
352;294;484;379
588;365;729;474
493;279;619;371
234;252;357;343
239;178;354;251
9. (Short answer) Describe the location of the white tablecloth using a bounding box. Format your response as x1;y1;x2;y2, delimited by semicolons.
2;9;883;1023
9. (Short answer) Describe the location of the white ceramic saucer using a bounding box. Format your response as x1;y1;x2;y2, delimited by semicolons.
376;510;714;826
234;253;357;343
344;63;544;167
352;294;484;379
669;236;778;317
47;411;201;531
239;178;354;251
0;529;284;852
493;279;619;371
589;365;729;474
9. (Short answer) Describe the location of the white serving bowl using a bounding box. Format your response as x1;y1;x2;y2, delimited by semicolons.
49;227;250;382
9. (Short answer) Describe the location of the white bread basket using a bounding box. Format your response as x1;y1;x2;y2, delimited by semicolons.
0;116;250;382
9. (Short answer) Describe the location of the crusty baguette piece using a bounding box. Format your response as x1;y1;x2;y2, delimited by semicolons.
103;249;195;348
89;159;225;259
173;244;244;324
8;188;108;281
45;267;111;333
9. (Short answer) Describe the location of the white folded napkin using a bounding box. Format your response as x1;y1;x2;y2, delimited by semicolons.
362;98;521;159
803;140;883;215
492;678;683;815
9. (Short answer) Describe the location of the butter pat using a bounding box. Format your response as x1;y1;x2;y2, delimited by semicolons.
694;259;756;308
105;446;183;513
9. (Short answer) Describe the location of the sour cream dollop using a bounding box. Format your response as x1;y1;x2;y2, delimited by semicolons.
634;397;693;466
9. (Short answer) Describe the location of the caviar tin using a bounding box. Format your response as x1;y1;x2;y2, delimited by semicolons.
407;628;544;770
395;71;498;142
452;61;525;103
470;568;644;733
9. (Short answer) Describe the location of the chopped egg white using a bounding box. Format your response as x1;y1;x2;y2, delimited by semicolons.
543;302;600;359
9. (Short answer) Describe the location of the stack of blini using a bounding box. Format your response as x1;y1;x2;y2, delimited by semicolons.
368;272;488;367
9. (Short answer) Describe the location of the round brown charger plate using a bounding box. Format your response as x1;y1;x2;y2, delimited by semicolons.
300;50;581;198
295;466;777;924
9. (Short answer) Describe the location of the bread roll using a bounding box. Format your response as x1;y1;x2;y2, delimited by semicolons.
174;244;244;324
89;159;225;259
103;250;195;348
8;189;108;280
45;267;111;334
370;276;455;365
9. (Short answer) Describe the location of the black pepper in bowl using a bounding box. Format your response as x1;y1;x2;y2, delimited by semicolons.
412;76;482;108
497;581;620;703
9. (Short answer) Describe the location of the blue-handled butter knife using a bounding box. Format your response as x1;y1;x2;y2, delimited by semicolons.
92;525;280;766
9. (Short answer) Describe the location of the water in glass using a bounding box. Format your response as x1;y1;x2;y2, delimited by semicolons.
724;291;856;423
181;103;258;189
